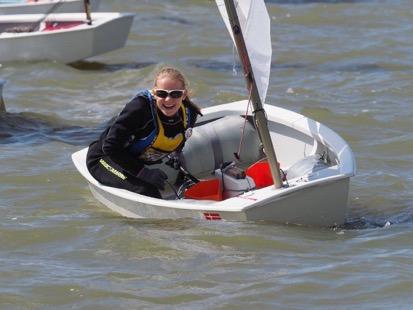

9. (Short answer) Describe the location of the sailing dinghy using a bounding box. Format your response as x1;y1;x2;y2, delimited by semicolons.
0;0;100;15
0;12;134;63
72;0;355;226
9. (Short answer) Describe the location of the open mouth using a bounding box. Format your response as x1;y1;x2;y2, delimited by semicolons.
161;103;177;110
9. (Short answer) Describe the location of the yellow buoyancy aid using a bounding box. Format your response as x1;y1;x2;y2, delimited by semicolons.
138;104;190;163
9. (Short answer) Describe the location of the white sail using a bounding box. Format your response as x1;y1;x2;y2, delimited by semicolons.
216;0;272;104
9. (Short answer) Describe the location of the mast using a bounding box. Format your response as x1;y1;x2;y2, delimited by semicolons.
0;79;5;113
83;0;92;25
223;0;283;188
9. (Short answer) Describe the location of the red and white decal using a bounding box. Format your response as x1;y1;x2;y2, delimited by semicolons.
203;212;222;220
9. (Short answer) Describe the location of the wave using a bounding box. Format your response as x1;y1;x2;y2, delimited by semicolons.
0;112;105;146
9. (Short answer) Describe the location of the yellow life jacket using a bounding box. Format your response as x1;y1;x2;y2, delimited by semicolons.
139;104;190;163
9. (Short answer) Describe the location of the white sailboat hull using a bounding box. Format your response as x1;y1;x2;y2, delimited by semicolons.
0;12;134;63
0;0;100;15
86;173;350;225
72;101;355;226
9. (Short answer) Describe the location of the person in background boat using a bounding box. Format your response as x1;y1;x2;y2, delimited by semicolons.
86;67;202;198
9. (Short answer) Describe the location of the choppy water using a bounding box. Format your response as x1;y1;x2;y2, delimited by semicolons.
1;0;412;309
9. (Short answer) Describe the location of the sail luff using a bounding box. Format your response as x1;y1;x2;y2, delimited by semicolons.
220;0;283;188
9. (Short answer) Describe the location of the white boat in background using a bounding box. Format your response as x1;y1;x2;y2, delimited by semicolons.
72;0;356;226
0;0;100;15
0;12;134;63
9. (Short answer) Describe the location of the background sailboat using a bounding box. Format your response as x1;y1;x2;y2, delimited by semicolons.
0;11;134;63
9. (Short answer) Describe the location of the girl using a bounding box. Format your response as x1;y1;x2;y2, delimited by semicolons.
86;67;202;198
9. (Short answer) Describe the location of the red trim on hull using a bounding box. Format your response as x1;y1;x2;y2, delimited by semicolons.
43;21;84;31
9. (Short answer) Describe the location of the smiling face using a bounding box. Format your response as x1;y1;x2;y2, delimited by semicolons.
153;76;186;117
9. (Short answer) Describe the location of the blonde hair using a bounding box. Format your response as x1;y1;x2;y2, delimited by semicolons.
153;67;189;91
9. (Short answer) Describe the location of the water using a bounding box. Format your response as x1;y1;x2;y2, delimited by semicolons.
1;0;412;308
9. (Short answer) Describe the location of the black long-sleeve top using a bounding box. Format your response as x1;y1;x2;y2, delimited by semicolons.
87;91;199;178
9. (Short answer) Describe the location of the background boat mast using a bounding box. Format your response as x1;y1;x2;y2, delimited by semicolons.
0;79;5;112
83;0;92;25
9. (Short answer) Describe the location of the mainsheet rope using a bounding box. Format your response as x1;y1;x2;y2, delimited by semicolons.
234;82;253;160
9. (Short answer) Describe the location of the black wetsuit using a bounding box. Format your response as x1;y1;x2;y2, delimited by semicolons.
86;90;199;198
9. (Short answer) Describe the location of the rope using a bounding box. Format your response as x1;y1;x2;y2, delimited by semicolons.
234;83;253;160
